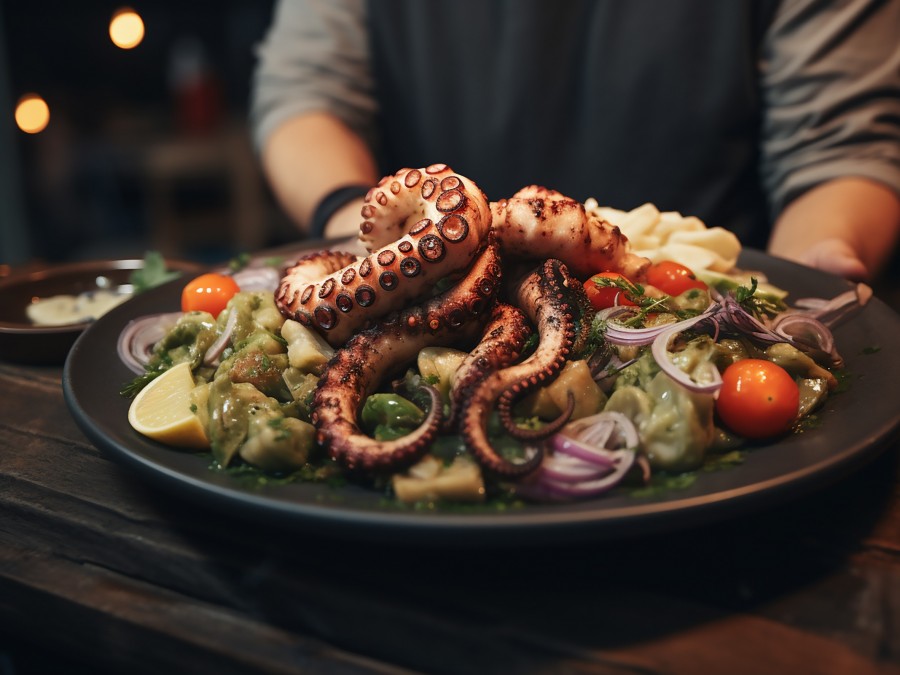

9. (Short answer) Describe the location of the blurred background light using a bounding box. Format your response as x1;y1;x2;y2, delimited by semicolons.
2;1;285;267
109;8;145;50
14;94;49;134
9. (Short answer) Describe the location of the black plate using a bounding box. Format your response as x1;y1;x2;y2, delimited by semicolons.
62;250;900;545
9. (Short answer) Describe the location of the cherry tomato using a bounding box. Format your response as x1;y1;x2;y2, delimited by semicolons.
716;359;800;439
181;273;240;317
583;272;638;310
646;261;707;296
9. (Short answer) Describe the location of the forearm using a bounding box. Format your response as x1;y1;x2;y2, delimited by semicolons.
767;177;900;281
260;111;379;239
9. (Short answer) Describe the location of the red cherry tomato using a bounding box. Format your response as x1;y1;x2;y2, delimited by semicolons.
716;359;800;439
583;272;638;310
181;273;240;317
646;261;707;296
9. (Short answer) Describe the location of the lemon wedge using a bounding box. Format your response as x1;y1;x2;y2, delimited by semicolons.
127;362;209;448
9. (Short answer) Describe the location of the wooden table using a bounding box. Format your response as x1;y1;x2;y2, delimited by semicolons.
1;278;899;675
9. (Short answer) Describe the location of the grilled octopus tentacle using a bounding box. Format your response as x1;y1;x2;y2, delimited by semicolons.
275;166;650;484
276;164;492;347
490;185;650;281
312;242;502;473
460;259;580;478
443;302;532;433
278;250;361;288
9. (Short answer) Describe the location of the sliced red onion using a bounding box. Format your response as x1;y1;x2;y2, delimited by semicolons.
538;453;610;483
117;312;183;374
571;419;614;451
549;434;619;468
518;450;636;501
232;266;281;293
599;303;718;348
565;410;640;450
650;316;724;395
771;313;834;356
717;295;784;343
518;412;641;502
794;283;872;327
597;306;673;346
203;308;239;366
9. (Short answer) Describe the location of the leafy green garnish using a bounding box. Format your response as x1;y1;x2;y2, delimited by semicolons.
734;276;786;319
129;251;181;294
591;276;703;327
733;276;758;304
591;275;646;303
227;252;252;272
120;364;167;398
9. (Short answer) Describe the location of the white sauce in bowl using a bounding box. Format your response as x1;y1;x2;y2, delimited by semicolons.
26;290;131;326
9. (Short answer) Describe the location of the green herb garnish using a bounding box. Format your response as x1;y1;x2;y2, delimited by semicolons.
120;364;167;398
129;251;181;294
734;277;785;319
227;252;252;272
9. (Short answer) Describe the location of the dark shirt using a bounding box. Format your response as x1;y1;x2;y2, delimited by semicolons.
252;0;900;249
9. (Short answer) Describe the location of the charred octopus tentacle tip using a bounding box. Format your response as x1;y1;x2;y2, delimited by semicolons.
457;258;587;478
503;390;576;442
331;383;444;473
463;415;545;478
442;303;531;433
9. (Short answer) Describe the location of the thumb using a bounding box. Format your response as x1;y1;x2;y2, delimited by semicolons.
795;239;869;282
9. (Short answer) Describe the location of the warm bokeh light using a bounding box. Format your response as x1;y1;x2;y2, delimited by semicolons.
109;8;145;49
15;94;50;134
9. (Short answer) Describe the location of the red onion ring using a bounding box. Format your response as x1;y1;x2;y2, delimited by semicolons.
538;453;610;483
117;312;183;374
771;313;834;355
650;315;724;395
232;266;281;293
563;411;640;451
520;412;641;502
519;450;636;501
597;306;673;346
203;308;239;366
550;435;619;468
599;302;718;348
794;283;871;327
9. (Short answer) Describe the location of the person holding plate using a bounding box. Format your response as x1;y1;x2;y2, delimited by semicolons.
250;0;900;281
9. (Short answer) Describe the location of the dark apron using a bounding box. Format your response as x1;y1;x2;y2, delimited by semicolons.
367;0;779;248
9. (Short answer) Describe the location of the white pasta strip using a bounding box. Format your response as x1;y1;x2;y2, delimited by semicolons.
585;200;742;274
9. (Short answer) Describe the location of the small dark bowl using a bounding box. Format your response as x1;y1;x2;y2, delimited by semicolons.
0;258;202;366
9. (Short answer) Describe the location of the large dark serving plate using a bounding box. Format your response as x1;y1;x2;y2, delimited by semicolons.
63;250;900;545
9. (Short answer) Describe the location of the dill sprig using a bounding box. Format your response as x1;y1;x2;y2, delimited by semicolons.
119;365;167;398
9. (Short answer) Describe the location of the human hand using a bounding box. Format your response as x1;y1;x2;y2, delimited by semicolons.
768;178;899;283
788;238;869;282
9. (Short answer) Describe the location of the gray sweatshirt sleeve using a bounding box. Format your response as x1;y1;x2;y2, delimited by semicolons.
759;0;900;219
250;0;375;152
